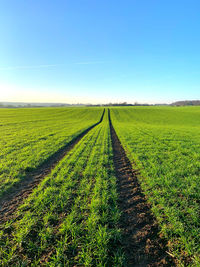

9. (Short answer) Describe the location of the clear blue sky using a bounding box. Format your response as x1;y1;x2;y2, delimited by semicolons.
0;0;200;104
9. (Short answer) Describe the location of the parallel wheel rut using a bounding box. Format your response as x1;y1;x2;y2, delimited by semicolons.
108;109;174;267
0;109;105;224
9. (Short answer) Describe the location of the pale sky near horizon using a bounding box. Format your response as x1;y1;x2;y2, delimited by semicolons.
0;0;200;104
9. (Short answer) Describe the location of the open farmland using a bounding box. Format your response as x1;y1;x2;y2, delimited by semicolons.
0;107;103;198
0;109;125;266
0;106;199;266
111;106;200;266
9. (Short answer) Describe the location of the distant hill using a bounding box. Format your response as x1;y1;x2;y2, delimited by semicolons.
0;102;85;108
171;100;200;106
0;101;166;108
2;100;200;108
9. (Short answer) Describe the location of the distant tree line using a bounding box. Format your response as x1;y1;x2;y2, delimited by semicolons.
103;102;150;106
171;100;200;106
87;102;151;107
0;102;85;108
1;100;200;108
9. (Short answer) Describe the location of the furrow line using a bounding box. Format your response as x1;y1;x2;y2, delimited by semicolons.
108;109;174;267
0;109;105;223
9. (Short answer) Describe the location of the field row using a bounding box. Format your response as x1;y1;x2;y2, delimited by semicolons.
0;107;103;198
0;110;124;266
111;107;200;266
0;106;200;266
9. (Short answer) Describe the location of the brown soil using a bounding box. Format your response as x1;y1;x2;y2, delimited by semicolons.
0;109;105;224
108;109;175;267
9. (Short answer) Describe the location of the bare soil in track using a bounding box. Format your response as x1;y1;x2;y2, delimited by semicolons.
108;110;175;267
0;109;105;224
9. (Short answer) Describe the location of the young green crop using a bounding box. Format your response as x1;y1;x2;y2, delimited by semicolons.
111;106;200;266
0;107;103;198
0;109;124;266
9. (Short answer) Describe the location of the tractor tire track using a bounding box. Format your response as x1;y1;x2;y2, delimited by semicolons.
0;109;105;224
108;109;174;266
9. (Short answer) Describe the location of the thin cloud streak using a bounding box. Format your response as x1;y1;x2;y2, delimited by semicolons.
0;64;58;71
0;61;105;71
75;61;105;65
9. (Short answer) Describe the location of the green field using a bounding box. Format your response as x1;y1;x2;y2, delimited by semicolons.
111;106;200;265
0;106;200;266
0;110;123;266
0;107;102;198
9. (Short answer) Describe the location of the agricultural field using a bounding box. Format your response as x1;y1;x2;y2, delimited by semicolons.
111;106;200;266
0;109;124;266
0;106;199;266
0;107;103;198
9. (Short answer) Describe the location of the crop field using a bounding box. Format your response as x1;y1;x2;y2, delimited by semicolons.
0;106;199;266
0;109;124;266
0;107;102;198
111;106;200;266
